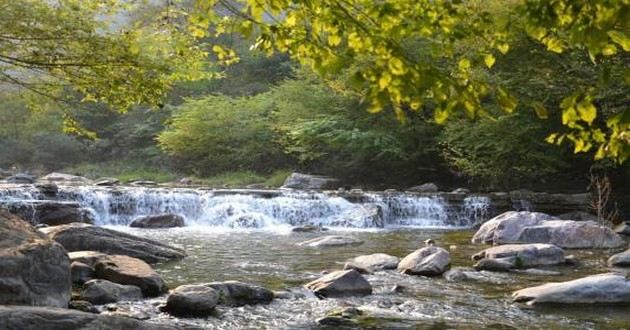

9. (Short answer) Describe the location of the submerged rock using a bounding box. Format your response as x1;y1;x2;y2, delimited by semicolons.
297;235;363;248
204;281;273;307
512;273;630;305
443;267;513;284
292;225;328;233
472;244;566;270
472;211;624;248
164;284;219;317
0;305;179;330
0;209;71;308
129;214;185;229
305;269;372;298
81;279;142;305
93;255;167;297
397;246;450;276
40;223;186;263
608;249;630;268
281;172;339;190
344;253;399;274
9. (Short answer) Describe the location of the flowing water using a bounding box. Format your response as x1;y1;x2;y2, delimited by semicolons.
1;184;628;329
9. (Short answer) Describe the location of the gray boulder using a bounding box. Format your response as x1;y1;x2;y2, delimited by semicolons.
397;246;450;276
0;305;179;330
93;254;167;297
614;222;630;236
81;279;143;305
472;211;625;249
608;249;630;268
443;267;512;284
204;281;273;306
6;201;94;226
305;269;372;298
165;284;219;316
39;172;90;184
472;244;566;270
40;223;185;263
298;235;363;248
281;172;339;190
0;210;71;308
71;261;94;284
344;253;399;274
94;177;120;186
407;183;438;193
129;214;185;229
6;173;35;184
512;273;630;305
473;258;514;272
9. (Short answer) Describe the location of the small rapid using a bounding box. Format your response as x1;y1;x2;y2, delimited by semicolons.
0;185;490;229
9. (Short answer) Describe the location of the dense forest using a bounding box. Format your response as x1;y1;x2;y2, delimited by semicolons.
0;0;628;195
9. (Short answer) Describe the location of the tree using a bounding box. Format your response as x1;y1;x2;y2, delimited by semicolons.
188;0;629;163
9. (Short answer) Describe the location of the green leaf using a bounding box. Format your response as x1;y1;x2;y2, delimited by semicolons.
484;54;496;68
576;100;597;125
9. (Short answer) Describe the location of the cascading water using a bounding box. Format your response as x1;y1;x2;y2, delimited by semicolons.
0;185;491;229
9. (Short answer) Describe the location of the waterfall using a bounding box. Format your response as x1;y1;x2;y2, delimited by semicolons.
0;185;492;229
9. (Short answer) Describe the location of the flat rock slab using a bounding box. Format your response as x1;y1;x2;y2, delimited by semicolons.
165;284;219;317
81;279;142;305
608;249;630;268
94;255;167;297
41;223;185;263
204;281;274;307
298;235;363;248
344;253;399;274
0;210;71;308
512;273;630;305
472;244;566;269
0;305;179;330
305;269;372;298
397;246;450;276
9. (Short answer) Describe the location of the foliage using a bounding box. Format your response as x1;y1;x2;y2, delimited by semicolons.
62;162;177;183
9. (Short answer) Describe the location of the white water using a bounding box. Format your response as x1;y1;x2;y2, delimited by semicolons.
0;185;490;229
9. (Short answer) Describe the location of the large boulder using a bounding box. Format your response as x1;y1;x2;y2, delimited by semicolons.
406;183;438;193
40;223;185;263
281;173;339;190
5;201;94;226
164;284;219;317
397;246;450;276
129;214;185;229
608;249;630;268
305;269;372;298
297;235;363;248
0;209;71;308
344;253;399;274
93;255;167;297
472;244;566;270
0;305;179;330
39;172;90;184
81;279;143;305
512;273;630;305
472;211;625;249
204;281;274;307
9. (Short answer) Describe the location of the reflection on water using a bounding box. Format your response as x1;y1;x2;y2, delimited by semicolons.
109;227;629;329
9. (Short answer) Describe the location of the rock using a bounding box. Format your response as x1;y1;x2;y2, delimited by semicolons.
129;180;157;186
0;305;179;330
472;244;566;270
292;225;328;233
93;255;167;297
245;183;267;189
614;222;630;236
407;183;438;193
473;258;514;272
297;235;363;248
68;251;108;267
451;188;470;194
281;172;339;190
0;168;12;179
556;211;598;221
71;261;94;284
6;173;35;184
5;201;94;226
332;204;384;228
472;211;625;249
316;307;364;327
40;223;186;263
129;214;185;229
178;177;194;185
81;279;143;305
68;300;99;313
40;172;90;184
164;284;219;317
204;281;273;306
35;183;58;196
443;267;512;284
397;246;450;276
0;209;71;308
608;249;630;268
94;177;120;186
510;268;562;276
512;273;630;305
344;253;399;274
305;269;372;298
